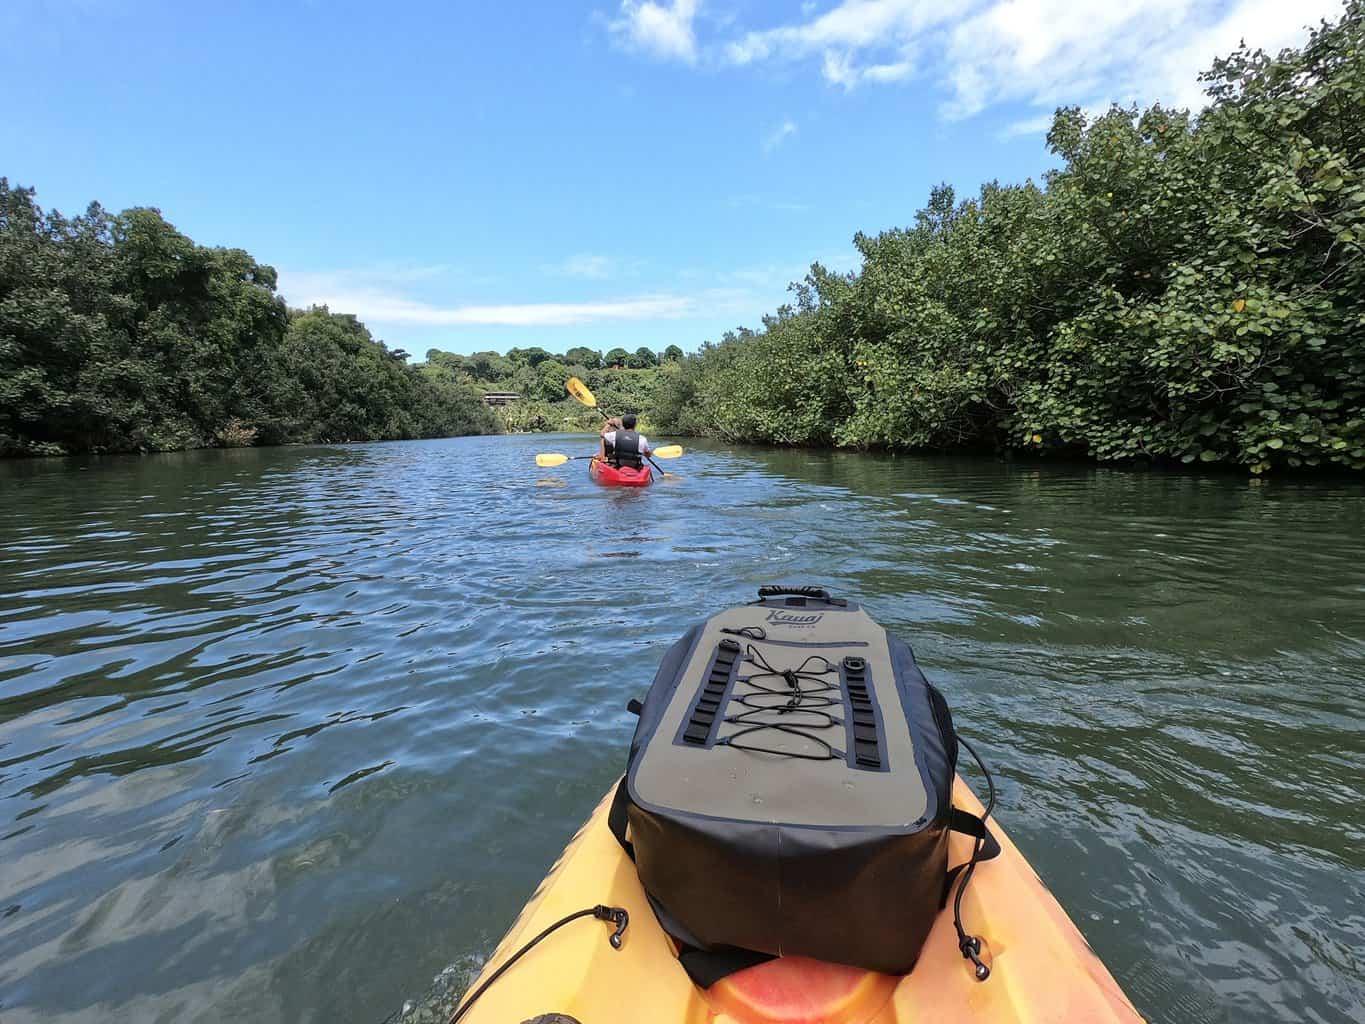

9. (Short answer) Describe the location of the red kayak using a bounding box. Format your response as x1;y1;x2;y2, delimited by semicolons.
589;456;652;488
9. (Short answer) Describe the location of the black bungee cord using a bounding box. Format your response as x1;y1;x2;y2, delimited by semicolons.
952;733;997;981
448;904;628;1023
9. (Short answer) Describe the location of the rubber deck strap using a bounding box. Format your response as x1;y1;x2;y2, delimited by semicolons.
941;807;1002;906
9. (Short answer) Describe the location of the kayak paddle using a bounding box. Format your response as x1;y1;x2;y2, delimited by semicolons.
566;377;609;419
646;446;683;479
535;446;682;468
537;451;676;481
647;455;681;480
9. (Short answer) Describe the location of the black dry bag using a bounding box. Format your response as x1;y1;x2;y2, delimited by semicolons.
610;587;997;985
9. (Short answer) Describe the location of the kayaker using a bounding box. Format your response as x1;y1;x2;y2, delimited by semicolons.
600;413;652;469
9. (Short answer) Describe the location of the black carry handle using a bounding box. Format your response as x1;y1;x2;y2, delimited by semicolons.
756;585;839;602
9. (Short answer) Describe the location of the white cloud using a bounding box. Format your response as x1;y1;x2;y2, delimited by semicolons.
1142;0;1344;112
940;0;1343;119
726;0;963;72
861;57;915;83
551;253;615;279
278;270;693;327
998;112;1056;139
762;118;798;153
938;0;1168;118
614;0;1343;119
820;49;915;88
610;0;701;63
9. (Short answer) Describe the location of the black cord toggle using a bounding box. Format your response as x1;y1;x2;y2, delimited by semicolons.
960;934;991;981
594;904;630;949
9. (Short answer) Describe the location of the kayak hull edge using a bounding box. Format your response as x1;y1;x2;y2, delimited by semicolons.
455;777;1145;1023
589;457;653;487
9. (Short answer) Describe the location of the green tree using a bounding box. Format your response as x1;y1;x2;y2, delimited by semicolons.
506;346;553;367
537;358;571;401
465;350;513;381
564;346;602;369
604;347;630;368
0;182;497;456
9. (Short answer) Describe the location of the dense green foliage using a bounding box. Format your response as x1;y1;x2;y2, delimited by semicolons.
0;184;498;456
658;6;1365;473
422;345;674;433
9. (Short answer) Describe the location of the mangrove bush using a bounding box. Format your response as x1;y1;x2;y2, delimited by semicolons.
658;5;1365;473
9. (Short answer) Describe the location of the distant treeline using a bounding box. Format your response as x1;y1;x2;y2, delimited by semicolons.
0;175;693;455
422;346;681;433
655;5;1365;474
0;183;501;457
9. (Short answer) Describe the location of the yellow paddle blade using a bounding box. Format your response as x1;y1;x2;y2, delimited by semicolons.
535;453;570;467
652;445;683;459
565;377;597;407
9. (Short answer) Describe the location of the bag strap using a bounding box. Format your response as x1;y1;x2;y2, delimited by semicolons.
676;945;776;988
609;698;644;852
607;776;635;861
942;807;1001;905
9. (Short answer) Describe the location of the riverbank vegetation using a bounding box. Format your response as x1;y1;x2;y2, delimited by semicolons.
8;7;1360;469
0;180;679;457
421;346;677;434
656;6;1365;474
0;184;499;456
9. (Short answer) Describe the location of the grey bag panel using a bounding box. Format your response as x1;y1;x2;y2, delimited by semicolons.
630;604;933;829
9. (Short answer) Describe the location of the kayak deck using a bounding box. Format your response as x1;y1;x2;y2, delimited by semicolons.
456;777;1143;1023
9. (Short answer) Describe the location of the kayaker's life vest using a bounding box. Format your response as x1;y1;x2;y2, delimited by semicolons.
611;586;999;985
605;429;644;469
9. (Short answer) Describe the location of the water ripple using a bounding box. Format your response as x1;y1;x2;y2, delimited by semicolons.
0;437;1362;1023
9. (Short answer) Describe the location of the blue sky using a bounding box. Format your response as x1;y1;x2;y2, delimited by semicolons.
3;0;1341;358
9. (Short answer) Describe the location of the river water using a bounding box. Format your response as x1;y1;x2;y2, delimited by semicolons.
0;434;1362;1024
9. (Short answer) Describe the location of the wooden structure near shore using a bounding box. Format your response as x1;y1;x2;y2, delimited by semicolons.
482;392;521;407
